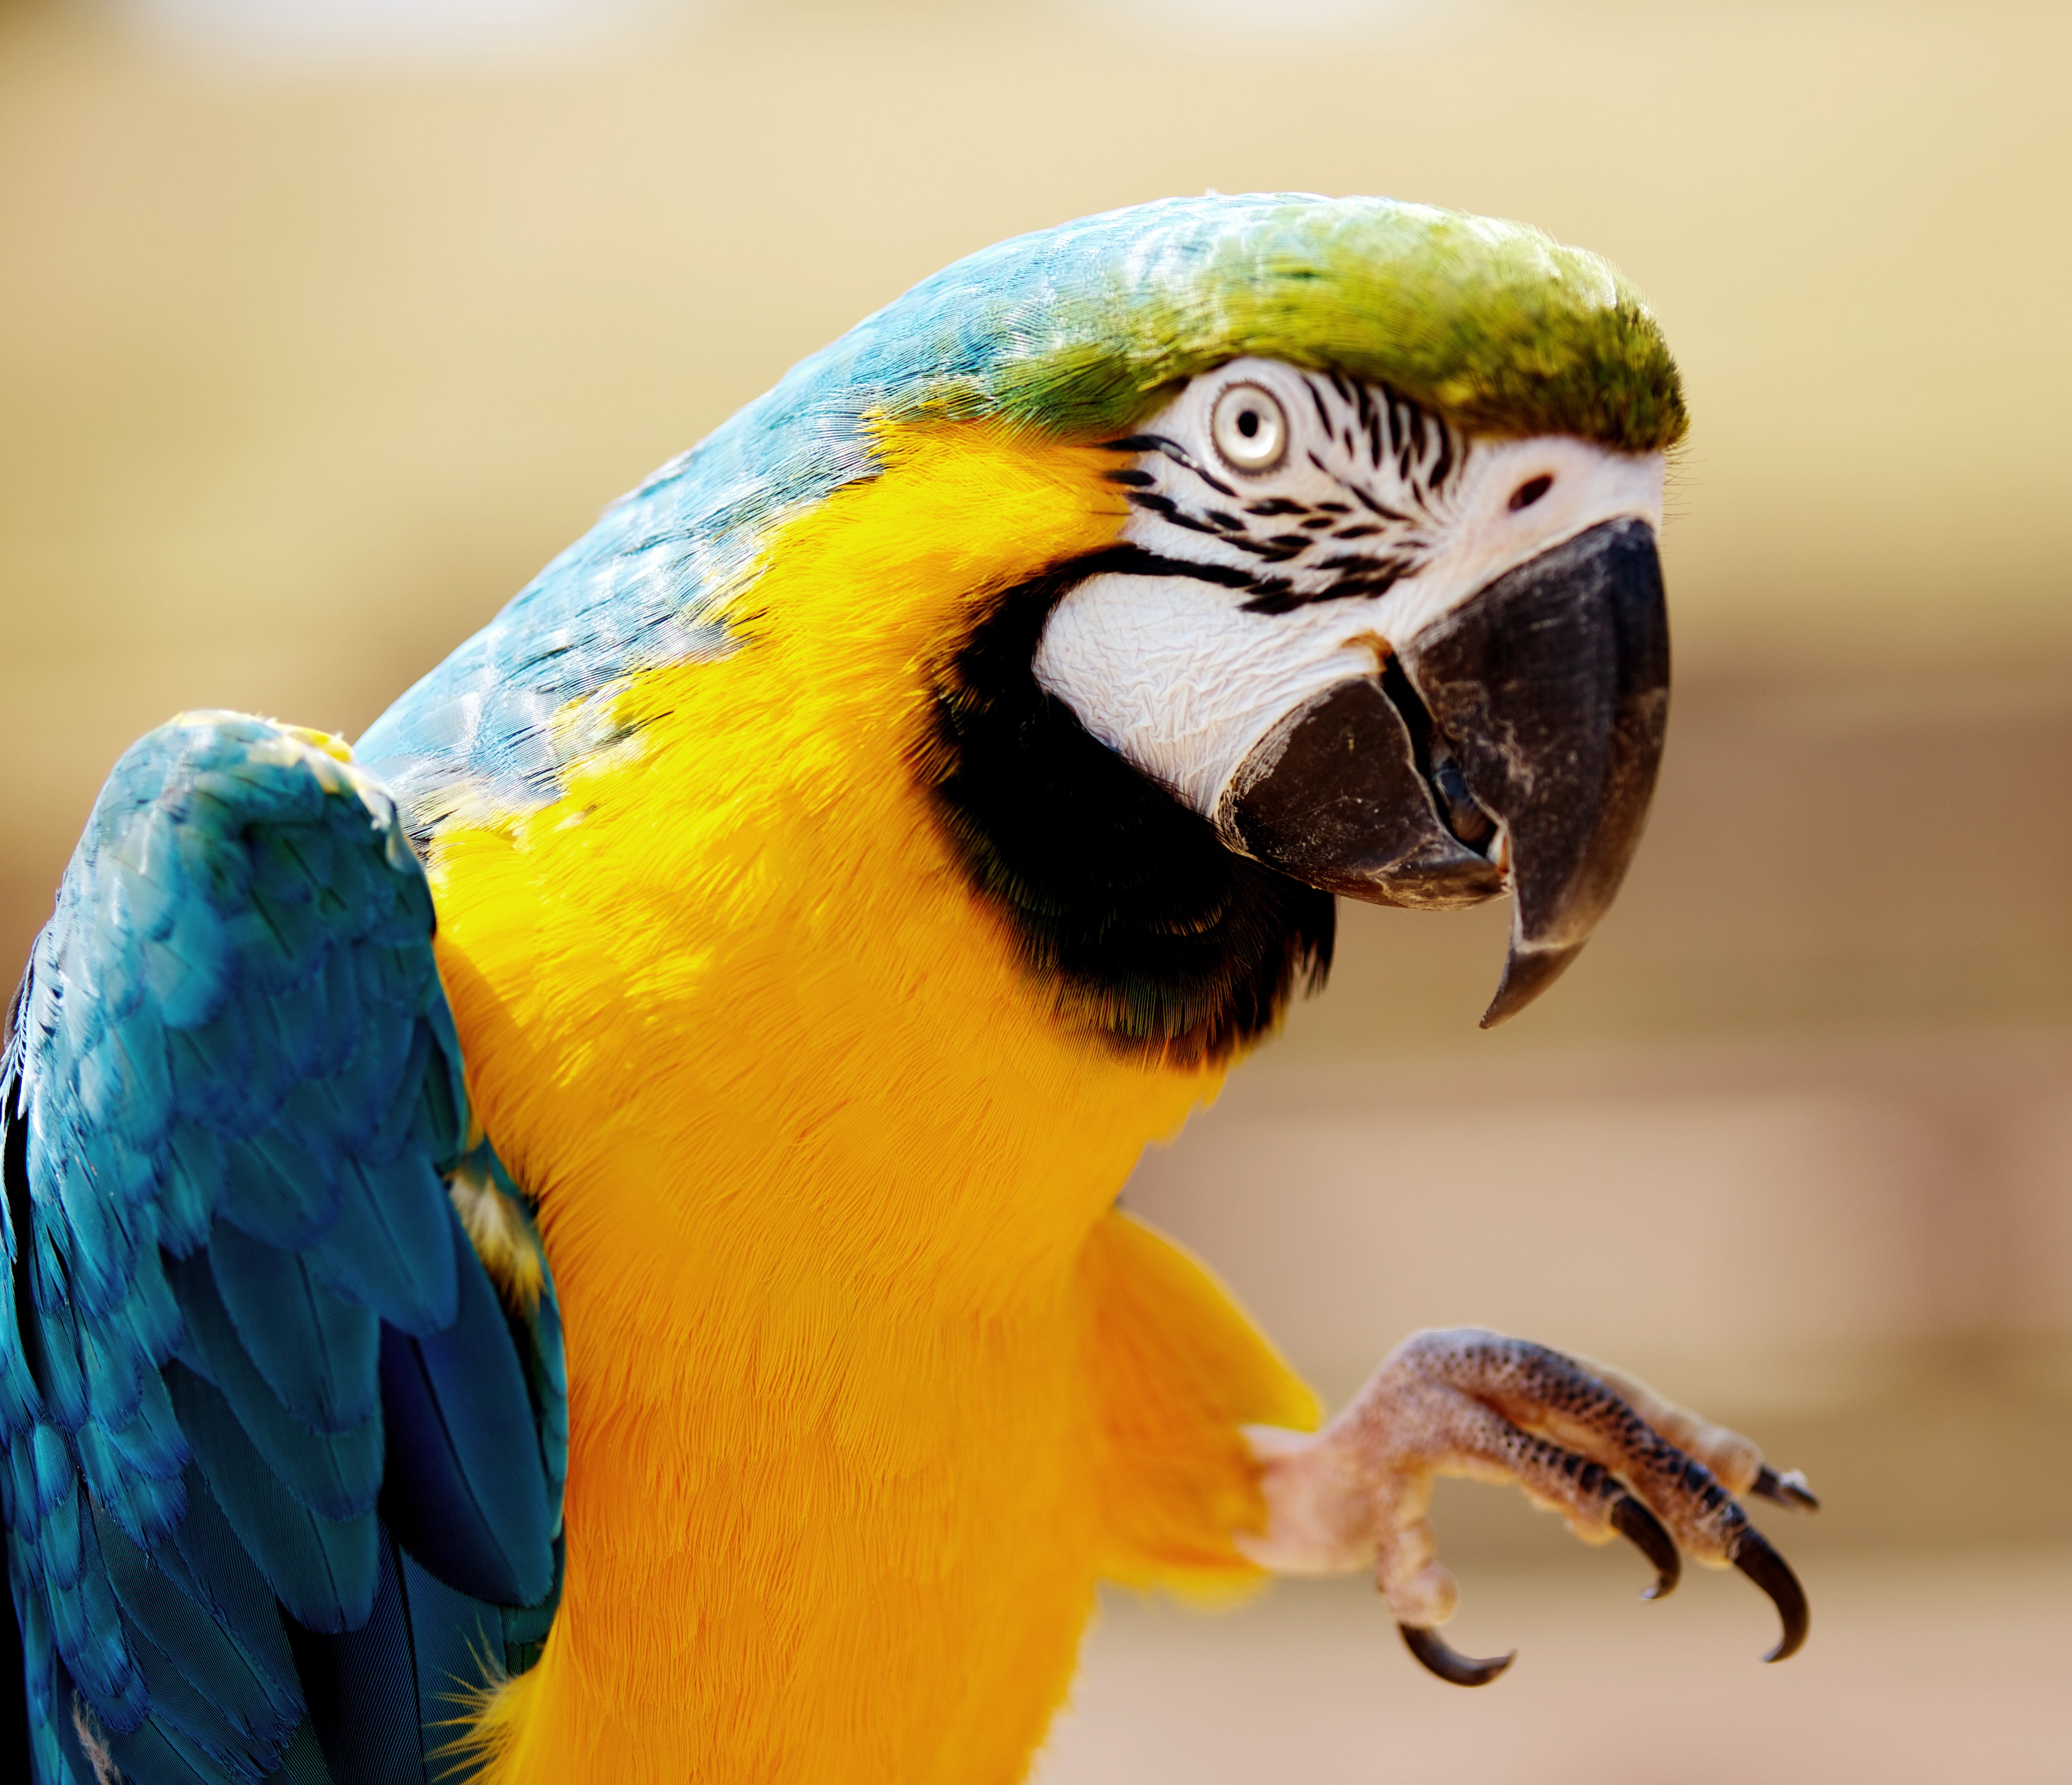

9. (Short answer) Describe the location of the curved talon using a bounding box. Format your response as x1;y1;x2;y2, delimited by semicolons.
1751;1464;1820;1511
1398;1622;1516;1687
1730;1525;1810;1662
1609;1491;1680;1599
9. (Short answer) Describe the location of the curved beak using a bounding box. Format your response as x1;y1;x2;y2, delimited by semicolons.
1216;517;1670;1026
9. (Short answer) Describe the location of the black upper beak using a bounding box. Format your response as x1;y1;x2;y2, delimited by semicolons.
1216;517;1670;1026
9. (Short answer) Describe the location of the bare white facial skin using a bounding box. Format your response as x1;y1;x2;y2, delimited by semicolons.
1032;358;1667;819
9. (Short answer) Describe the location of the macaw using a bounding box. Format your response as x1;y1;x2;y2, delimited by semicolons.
0;194;1817;1785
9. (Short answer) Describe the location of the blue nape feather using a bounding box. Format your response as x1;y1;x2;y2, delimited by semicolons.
2;715;566;1784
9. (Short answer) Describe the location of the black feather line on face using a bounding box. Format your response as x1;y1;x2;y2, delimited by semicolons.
1105;377;1462;616
923;548;1334;1066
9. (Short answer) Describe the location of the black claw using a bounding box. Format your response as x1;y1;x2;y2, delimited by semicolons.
1609;1492;1680;1600
1730;1525;1810;1662
1398;1622;1516;1687
1751;1465;1821;1511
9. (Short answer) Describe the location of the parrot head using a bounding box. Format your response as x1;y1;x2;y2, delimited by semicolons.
1016;357;1669;1030
901;195;1681;1041
365;194;1683;1058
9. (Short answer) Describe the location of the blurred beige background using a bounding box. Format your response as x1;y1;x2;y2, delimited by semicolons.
3;0;2068;1776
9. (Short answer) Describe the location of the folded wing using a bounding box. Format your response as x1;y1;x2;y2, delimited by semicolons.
1;714;565;1785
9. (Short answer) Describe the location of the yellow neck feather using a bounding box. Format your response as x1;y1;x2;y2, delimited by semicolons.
424;422;1239;1780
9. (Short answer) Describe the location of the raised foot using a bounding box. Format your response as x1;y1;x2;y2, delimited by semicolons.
1241;1328;1817;1686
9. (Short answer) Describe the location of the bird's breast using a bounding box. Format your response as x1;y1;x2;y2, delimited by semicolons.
415;420;1224;1779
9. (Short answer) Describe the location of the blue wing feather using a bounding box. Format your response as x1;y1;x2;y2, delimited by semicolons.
165;1257;382;1526
206;1233;378;1437
88;1498;296;1752
2;714;567;1783
289;1527;553;1785
376;1236;552;1609
164;1364;379;1637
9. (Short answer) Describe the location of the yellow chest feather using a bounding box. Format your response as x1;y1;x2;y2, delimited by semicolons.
419;426;1300;1782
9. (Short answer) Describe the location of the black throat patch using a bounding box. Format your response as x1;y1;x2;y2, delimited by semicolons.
922;547;1335;1068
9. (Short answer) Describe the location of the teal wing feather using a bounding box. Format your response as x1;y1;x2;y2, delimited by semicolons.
1;714;565;1784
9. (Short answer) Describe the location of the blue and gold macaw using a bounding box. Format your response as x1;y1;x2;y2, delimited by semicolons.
2;195;1815;1785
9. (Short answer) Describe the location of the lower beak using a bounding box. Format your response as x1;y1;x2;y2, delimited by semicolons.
1216;517;1670;1026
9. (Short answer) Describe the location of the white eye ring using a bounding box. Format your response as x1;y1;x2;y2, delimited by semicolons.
1210;382;1288;473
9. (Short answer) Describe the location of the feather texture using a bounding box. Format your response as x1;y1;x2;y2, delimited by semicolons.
376;1236;553;1609
2;715;565;1783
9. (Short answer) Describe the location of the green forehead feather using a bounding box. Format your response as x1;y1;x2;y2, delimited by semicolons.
888;195;1686;453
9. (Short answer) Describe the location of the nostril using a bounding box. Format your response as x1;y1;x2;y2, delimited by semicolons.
1508;475;1552;512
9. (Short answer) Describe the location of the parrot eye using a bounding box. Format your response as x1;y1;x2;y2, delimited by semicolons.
1210;383;1288;473
1509;474;1553;511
